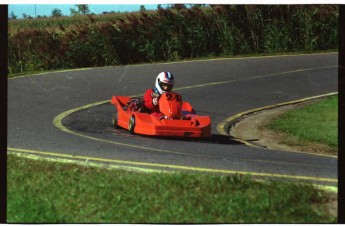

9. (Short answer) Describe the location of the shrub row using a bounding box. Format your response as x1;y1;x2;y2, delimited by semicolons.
8;5;338;74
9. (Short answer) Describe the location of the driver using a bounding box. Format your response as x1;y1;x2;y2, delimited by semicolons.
143;71;175;117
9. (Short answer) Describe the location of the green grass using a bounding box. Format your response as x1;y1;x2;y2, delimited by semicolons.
7;154;336;223
267;95;338;149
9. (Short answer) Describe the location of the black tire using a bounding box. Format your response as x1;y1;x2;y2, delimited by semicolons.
128;115;135;134
112;112;119;128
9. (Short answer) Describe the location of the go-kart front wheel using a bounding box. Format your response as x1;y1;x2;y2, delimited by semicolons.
112;112;119;128
128;115;135;134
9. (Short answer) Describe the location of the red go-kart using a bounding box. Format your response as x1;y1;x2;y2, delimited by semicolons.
110;92;211;137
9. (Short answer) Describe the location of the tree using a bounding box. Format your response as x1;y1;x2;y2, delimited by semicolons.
9;11;17;20
51;8;62;17
189;4;207;8
70;7;78;16
170;4;186;10
70;4;91;16
140;5;146;12
78;4;90;15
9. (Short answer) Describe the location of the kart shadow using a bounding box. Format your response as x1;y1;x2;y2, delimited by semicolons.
148;134;244;145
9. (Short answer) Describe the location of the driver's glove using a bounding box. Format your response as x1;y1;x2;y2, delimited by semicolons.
153;97;158;106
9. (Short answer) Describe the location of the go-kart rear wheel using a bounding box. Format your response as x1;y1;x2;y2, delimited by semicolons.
128;115;135;134
112;112;119;128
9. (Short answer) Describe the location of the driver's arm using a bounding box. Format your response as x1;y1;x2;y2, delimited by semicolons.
143;89;159;110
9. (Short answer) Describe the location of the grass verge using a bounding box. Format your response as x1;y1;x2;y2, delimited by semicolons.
7;153;336;223
267;95;338;151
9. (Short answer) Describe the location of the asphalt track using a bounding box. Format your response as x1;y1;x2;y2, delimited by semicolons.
8;53;338;187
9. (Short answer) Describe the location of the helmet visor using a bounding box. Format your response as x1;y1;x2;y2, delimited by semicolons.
160;82;174;92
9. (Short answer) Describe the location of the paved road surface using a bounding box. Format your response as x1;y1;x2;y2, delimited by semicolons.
8;53;338;187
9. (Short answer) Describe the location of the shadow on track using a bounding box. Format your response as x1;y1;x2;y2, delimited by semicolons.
143;133;244;145
63;106;243;146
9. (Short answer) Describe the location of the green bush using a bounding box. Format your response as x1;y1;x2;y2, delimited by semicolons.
8;5;338;74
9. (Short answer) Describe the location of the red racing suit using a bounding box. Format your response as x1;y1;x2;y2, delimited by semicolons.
143;88;163;117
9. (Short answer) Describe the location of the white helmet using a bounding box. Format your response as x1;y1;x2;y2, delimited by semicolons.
154;71;175;94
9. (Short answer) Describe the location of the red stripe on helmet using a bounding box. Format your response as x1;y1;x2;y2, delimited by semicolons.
163;72;173;84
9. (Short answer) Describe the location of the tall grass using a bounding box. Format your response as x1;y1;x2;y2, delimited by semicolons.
8;5;338;74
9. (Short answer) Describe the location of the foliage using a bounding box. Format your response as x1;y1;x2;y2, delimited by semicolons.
70;4;91;16
8;5;338;74
51;9;63;17
9;11;17;20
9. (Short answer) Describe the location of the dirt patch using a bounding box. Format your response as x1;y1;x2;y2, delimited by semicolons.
229;101;337;156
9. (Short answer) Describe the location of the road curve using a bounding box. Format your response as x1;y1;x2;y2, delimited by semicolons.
8;53;338;187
